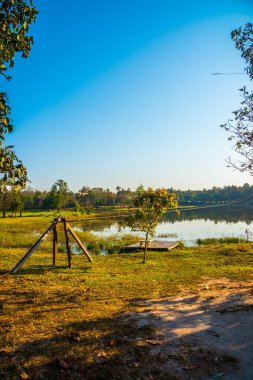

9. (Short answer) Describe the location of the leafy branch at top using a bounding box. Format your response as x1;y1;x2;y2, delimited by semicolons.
0;0;37;189
221;23;253;175
231;23;253;79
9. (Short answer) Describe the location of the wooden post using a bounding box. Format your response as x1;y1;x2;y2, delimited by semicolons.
66;222;93;262
63;218;72;268
53;222;58;266
143;232;149;264
11;215;62;273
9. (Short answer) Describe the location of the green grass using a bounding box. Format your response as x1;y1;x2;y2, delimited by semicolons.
196;237;246;245
0;205;131;220
0;212;253;379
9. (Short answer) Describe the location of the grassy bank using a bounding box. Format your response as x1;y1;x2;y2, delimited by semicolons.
0;214;253;379
0;206;132;220
196;237;247;245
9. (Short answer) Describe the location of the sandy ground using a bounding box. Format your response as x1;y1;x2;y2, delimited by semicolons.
127;278;253;379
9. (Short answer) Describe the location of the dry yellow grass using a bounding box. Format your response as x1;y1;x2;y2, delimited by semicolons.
1;214;253;379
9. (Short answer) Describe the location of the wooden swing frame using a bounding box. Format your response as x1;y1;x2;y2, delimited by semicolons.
11;215;92;273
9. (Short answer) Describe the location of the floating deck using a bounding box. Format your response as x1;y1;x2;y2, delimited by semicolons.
125;240;179;252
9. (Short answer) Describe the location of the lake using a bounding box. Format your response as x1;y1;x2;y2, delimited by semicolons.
75;203;253;246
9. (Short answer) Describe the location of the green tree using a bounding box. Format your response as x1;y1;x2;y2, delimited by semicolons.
0;181;12;217
74;200;81;213
0;0;37;189
221;24;253;174
10;190;24;217
115;186;132;206
128;186;178;263
50;180;69;212
77;187;95;214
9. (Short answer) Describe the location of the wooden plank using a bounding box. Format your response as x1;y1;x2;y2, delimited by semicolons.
63;218;72;268
67;223;92;262
11;215;62;273
125;240;179;252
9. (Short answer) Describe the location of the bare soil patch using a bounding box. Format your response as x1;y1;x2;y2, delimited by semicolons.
124;278;253;379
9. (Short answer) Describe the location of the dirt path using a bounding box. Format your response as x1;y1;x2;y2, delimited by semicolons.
127;279;253;379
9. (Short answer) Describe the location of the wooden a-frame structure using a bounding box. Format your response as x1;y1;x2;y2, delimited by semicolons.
11;215;92;273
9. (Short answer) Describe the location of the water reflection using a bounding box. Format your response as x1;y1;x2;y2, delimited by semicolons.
74;203;253;246
163;203;253;224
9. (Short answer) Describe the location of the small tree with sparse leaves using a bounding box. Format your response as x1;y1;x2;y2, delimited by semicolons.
128;186;178;263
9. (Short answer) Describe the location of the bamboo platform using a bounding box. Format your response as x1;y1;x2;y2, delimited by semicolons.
125;240;179;252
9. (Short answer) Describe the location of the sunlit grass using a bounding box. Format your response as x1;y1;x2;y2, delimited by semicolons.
0;212;253;379
196;237;246;245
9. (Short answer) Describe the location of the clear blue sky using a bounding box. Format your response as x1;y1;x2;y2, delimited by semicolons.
4;0;253;191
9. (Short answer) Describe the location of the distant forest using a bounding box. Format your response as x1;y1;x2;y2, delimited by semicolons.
170;183;253;204
0;182;252;216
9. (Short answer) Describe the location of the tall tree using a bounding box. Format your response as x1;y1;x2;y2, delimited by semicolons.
221;23;253;174
77;186;96;214
10;190;24;217
0;180;12;217
50;179;69;212
128;186;178;263
0;0;38;189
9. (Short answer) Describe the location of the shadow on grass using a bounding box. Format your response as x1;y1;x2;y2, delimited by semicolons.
1;290;252;379
11;265;79;276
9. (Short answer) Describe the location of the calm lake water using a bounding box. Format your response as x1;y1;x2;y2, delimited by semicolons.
76;203;253;246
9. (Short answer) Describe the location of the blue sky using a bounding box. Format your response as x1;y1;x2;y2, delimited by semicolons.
3;0;253;191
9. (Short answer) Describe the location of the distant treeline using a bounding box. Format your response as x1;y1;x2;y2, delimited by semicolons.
169;183;253;204
0;183;133;217
0;181;252;217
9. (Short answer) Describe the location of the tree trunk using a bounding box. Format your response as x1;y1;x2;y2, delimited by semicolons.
143;232;149;263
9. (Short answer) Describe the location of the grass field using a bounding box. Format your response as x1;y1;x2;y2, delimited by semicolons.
0;213;253;379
